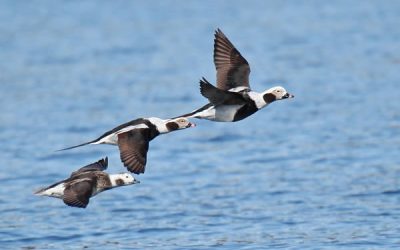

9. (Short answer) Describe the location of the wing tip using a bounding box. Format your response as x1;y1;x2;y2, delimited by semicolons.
199;77;211;85
127;162;145;175
199;77;212;96
214;28;229;43
215;28;223;36
101;157;108;169
120;152;146;174
33;188;45;195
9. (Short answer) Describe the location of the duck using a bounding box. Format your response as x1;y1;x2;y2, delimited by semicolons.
58;117;195;174
34;157;139;208
180;29;294;122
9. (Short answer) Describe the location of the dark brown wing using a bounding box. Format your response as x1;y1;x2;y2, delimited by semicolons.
70;157;108;177
117;129;150;174
200;77;247;105
214;29;251;90
63;179;94;208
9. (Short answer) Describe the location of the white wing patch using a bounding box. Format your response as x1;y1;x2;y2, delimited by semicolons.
96;124;149;145
228;86;250;93
116;124;148;134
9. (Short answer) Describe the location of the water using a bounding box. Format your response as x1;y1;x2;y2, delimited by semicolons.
1;1;400;249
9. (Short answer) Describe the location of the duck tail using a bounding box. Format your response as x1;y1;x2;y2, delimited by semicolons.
55;140;95;152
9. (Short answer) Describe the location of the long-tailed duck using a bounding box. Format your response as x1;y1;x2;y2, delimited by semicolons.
58;117;195;174
34;157;139;208
180;29;294;122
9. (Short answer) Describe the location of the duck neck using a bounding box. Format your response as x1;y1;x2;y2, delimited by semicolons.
109;174;124;187
248;91;269;109
146;117;169;134
261;88;277;105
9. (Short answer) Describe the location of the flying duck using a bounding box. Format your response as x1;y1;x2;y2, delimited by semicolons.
58;117;195;174
180;29;294;122
34;157;139;208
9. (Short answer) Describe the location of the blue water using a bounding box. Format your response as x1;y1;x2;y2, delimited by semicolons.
1;1;400;249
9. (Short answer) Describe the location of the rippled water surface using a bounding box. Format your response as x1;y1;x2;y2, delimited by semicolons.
1;1;400;249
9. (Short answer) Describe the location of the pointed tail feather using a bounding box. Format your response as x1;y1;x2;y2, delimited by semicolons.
55;141;94;152
34;187;53;196
172;103;213;120
34;188;46;195
174;110;199;119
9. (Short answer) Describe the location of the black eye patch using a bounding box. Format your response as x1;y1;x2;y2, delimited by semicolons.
116;179;124;186
166;122;179;131
263;93;276;103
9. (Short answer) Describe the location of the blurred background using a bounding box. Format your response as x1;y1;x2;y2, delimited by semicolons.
1;0;399;249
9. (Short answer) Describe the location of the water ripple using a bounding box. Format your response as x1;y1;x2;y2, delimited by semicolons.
1;1;400;249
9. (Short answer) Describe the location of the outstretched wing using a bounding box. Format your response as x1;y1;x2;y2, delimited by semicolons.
117;129;150;174
214;29;251;91
70;157;108;177
63;178;94;208
200;78;247;106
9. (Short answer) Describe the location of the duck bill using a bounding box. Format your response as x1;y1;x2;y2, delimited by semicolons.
187;122;196;128
283;93;294;99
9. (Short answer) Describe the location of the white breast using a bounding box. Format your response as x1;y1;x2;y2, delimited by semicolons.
96;124;149;145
